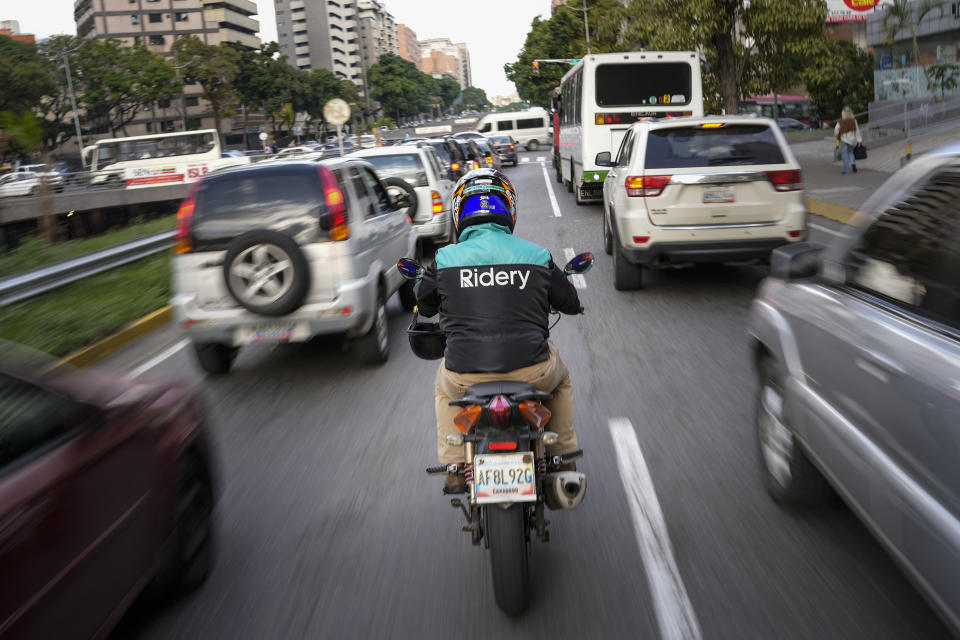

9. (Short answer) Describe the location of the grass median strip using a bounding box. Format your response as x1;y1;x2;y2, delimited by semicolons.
0;215;175;279
0;252;171;358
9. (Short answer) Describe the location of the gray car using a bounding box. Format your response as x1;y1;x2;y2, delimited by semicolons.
747;147;960;632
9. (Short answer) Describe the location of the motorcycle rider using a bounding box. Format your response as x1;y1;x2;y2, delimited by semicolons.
416;169;583;493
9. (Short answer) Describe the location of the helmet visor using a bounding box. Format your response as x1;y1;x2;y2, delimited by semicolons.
459;192;511;223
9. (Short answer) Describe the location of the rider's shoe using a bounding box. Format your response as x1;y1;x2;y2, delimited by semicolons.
443;473;467;494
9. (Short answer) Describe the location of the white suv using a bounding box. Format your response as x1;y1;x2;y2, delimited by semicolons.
598;116;806;290
351;145;454;246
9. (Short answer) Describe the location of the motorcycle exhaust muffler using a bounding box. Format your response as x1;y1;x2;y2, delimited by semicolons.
544;471;587;510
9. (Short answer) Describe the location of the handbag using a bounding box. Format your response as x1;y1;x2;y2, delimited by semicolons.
853;143;867;160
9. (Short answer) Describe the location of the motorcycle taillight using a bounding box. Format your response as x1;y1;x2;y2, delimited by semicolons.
487;394;512;429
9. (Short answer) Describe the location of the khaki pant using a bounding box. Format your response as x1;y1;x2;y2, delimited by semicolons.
435;343;578;464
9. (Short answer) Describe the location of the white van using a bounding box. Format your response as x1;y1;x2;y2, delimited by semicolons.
474;111;552;151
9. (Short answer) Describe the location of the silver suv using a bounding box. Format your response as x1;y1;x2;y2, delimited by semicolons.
748;147;960;632
171;159;417;374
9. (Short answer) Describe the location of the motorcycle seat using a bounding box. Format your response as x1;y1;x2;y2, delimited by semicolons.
464;380;538;399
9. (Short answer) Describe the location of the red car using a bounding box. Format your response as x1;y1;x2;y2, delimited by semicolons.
0;342;218;640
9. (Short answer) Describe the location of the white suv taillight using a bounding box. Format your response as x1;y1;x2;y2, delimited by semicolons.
764;169;803;192
625;175;671;197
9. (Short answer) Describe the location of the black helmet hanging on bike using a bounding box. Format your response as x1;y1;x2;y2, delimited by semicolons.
451;168;517;239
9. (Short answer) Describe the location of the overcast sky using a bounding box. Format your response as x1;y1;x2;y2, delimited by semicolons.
5;0;549;97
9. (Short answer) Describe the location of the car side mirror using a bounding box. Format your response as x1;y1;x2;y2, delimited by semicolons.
564;252;594;275
595;151;613;167
397;257;424;280
770;242;822;280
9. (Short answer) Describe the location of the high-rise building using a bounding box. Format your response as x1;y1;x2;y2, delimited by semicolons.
73;0;260;135
419;38;472;88
0;19;35;44
396;24;420;70
275;0;398;96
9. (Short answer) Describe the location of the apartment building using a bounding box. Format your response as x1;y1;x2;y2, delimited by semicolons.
73;0;260;135
419;38;472;88
0;20;35;44
396;23;420;70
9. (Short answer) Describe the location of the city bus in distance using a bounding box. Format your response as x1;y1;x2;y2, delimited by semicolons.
740;95;819;128
556;51;704;204
83;129;249;188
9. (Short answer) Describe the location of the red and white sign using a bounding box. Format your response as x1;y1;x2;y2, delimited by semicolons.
826;0;880;23
125;163;208;189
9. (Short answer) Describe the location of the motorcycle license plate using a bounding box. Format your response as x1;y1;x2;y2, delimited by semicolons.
474;452;537;504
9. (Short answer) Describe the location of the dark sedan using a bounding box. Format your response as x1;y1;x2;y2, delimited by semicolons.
486;135;518;167
0;342;218;640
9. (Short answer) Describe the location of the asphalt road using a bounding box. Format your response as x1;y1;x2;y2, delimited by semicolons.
104;150;951;640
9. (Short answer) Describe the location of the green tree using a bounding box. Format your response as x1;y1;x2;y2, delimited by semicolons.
36;35;85;152
76;38;181;136
461;86;490;109
170;36;240;145
505;11;583;108
438;77;461;111
801;38;874;120
367;53;425;119
882;0;942;89
0;36;56;115
927;63;959;100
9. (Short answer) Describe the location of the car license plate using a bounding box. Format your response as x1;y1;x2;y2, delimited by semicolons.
474;452;537;504
703;186;735;203
234;322;309;346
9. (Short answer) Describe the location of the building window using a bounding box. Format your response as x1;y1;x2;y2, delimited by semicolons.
149;35;165;45
145;122;154;133
131;14;139;24
158;98;171;108
185;96;199;107
176;12;188;21
162;120;176;132
149;12;162;22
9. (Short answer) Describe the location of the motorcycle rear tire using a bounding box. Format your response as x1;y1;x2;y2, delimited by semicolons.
485;504;530;616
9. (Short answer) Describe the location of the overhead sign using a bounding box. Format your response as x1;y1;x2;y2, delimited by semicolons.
825;0;880;23
415;125;453;135
454;118;477;124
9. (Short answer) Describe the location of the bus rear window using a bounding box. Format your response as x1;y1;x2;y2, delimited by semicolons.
644;125;785;168
595;63;691;107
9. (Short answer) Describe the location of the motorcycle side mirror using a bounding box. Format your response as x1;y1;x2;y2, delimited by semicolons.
397;257;424;280
564;252;594;275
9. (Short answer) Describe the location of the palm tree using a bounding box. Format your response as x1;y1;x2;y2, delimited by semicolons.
882;0;942;89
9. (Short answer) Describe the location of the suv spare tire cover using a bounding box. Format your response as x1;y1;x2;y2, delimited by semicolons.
222;229;311;317
382;176;418;216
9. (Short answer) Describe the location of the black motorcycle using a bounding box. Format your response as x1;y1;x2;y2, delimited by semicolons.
396;252;593;615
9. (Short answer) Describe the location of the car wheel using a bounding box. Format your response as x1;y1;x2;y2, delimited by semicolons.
565;161;574;193
527;140;539;152
555;157;562;183
612;225;644;291
383;176;418;215
602;208;613;255
223;230;310;317
356;286;390;364
756;355;832;505
193;342;238;375
152;453;214;596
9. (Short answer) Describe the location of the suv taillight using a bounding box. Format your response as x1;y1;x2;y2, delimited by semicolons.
765;169;803;192
173;181;203;254
431;190;443;214
318;165;349;241
625;175;671;197
450;162;460;171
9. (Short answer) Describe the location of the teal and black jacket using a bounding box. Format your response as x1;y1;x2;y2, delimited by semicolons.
417;223;581;373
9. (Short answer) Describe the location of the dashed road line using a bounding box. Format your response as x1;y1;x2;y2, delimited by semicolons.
808;222;844;236
127;338;190;379
562;247;587;289
609;418;703;640
540;164;562;218
521;157;531;163
536;155;546;163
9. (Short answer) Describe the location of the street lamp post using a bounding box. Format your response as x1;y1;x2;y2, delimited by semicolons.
58;44;86;167
560;0;592;55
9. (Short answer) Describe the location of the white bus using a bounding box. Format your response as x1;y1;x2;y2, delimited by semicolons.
474;109;552;151
556;51;704;204
83;129;249;188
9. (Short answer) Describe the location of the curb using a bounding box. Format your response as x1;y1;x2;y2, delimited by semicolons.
61;305;173;368
806;196;856;224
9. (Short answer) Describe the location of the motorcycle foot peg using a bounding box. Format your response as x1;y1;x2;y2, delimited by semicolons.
544;471;587;511
425;464;448;475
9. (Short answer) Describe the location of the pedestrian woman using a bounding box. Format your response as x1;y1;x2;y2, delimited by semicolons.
834;106;862;175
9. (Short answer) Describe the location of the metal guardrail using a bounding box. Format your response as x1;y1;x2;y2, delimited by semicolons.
0;231;173;307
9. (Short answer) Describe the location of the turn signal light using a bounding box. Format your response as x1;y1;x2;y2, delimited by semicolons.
318;165;349;240
431;190;443;214
451;162;460;171
519;400;551;429
454;405;482;433
765;169;803;192
508;145;514;149
625;175;671;197
173;181;202;254
486;155;493;163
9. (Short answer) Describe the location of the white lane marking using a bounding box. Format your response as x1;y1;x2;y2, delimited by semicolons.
521;157;531;163
562;247;587;289
541;164;562;218
808;222;843;236
808;186;863;195
536;155;546;162
127;338;190;379
609;418;703;640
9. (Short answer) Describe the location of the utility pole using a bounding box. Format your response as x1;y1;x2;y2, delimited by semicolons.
561;1;592;55
59;44;85;167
